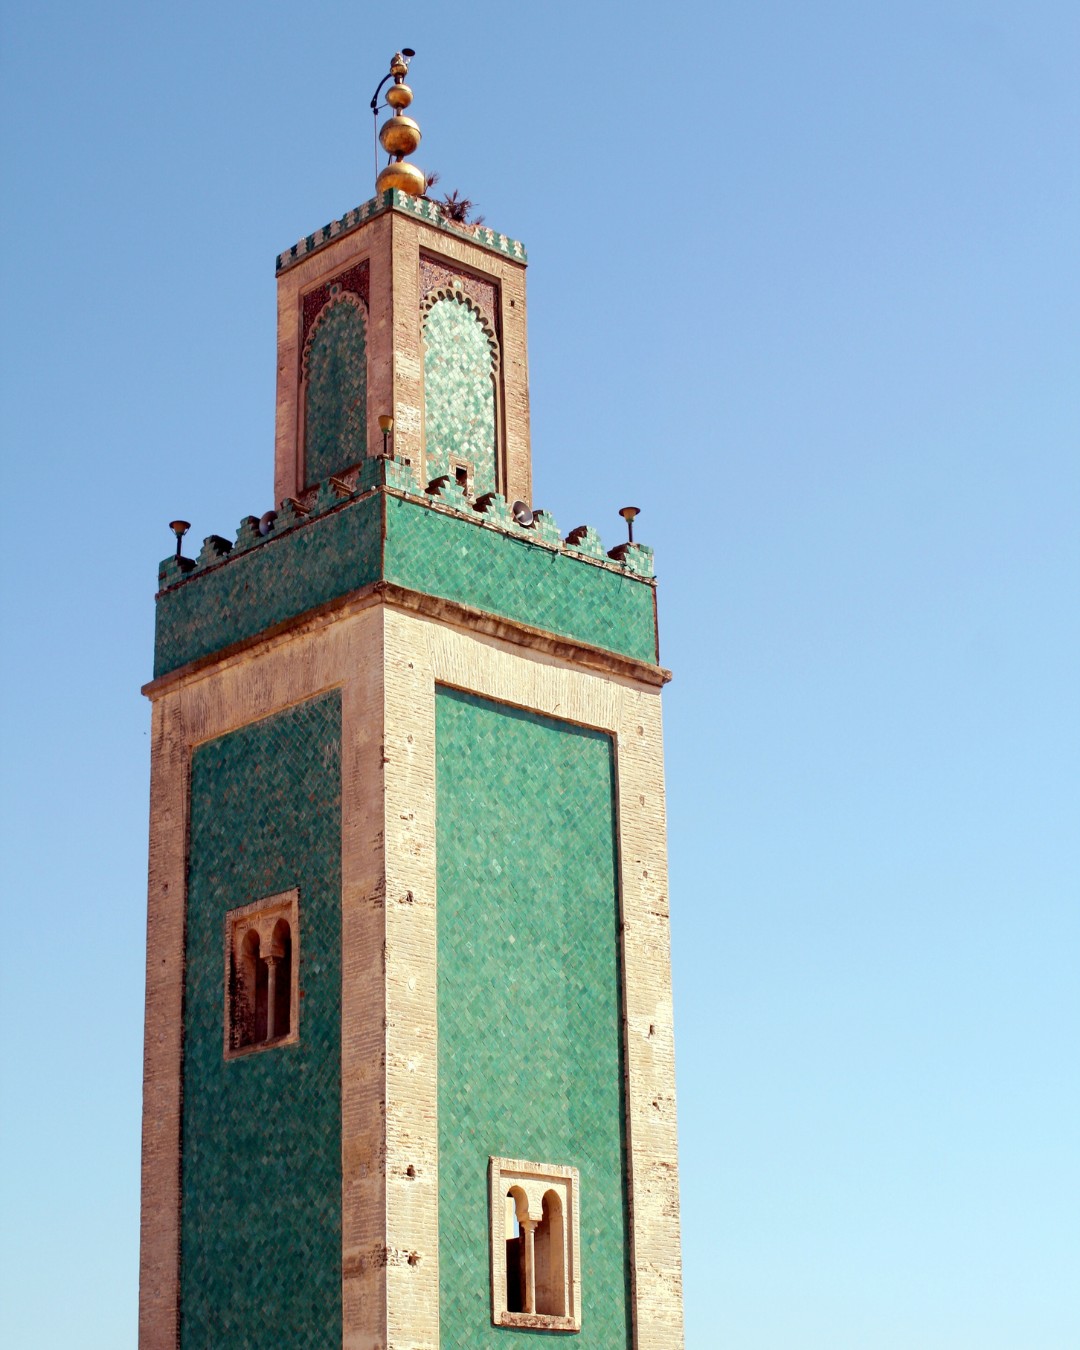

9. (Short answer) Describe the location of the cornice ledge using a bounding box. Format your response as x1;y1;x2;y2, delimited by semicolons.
142;580;671;700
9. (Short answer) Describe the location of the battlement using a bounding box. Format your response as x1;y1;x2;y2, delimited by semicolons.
275;189;527;275
153;464;658;681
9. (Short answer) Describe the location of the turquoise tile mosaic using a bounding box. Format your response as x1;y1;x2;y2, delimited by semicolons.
422;296;497;497
181;693;342;1349
153;484;658;677
435;689;632;1347
153;491;382;676
383;496;658;664
303;298;368;486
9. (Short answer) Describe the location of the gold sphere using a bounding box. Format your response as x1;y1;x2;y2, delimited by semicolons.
386;82;413;109
376;161;427;197
379;115;422;156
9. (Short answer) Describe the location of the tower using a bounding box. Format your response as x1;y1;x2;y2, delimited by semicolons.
139;53;684;1349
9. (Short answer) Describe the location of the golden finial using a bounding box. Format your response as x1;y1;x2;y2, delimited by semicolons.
370;49;426;197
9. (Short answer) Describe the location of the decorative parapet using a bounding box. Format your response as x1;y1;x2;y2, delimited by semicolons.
153;463;658;679
564;525;607;561
275;189;527;274
606;540;655;578
196;534;232;568
531;510;562;547
159;464;654;592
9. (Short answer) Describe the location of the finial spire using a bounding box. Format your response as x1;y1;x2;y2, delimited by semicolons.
372;49;425;197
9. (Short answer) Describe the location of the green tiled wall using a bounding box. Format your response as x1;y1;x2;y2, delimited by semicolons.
435;689;631;1347
181;693;343;1349
154;491;657;677
304;299;368;485
383;496;658;663
153;492;382;677
423;297;497;496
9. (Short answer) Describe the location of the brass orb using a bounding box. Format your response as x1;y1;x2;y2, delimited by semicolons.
379;115;422;156
386;82;413;109
376;160;427;196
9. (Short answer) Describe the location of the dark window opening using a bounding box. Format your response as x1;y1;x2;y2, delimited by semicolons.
253;942;269;1042
506;1188;526;1313
230;916;294;1051
269;919;292;1042
535;1190;566;1316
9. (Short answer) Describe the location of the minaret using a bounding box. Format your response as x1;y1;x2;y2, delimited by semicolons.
139;51;684;1349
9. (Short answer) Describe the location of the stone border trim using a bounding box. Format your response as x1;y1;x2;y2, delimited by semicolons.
382;608;685;1348
489;1156;582;1333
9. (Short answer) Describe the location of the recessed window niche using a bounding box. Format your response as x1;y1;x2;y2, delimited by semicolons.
489;1157;581;1332
224;889;300;1058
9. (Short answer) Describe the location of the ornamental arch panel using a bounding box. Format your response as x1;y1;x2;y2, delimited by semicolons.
302;294;368;487
421;289;500;498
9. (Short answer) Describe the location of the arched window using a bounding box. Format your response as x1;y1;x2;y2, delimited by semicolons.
232;928;261;1050
302;297;368;487
422;293;498;498
505;1187;528;1314
534;1189;566;1317
489;1158;580;1331
269;918;292;1042
254;936;271;1042
224;890;300;1058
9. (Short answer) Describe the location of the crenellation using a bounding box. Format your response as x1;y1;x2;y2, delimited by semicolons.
195;534;232;569
313;474;351;515
157;554;194;587
156;471;656;636
608;539;656;577
472;490;516;528
564;523;608;560
531;507;562;545
274;496;309;531
276;190;528;276
233;515;261;553
423;474;471;512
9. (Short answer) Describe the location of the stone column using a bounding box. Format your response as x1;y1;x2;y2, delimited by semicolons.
264;955;279;1042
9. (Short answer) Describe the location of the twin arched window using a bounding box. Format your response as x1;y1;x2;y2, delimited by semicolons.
225;890;300;1057
505;1186;566;1318
233;919;292;1048
491;1158;580;1331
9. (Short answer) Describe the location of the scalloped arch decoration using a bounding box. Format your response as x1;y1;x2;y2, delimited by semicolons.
420;286;500;369
302;294;369;487
421;290;499;498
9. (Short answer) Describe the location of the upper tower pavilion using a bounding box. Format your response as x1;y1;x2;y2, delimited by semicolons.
139;50;684;1349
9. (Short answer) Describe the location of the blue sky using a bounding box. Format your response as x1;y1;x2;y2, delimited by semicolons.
2;2;1077;1346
